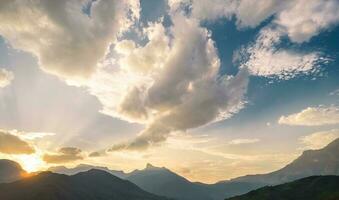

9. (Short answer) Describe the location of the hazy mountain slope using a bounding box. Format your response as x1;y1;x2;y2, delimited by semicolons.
40;138;339;200
49;164;127;178
125;164;259;200
227;138;339;185
226;176;339;200
0;169;168;200
126;138;339;200
126;164;214;200
0;159;26;183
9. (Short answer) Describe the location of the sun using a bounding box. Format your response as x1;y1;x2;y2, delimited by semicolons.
16;154;45;173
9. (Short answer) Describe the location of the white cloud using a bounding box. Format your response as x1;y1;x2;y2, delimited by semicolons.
235;0;286;28
329;89;339;96
236;0;339;41
299;129;339;150
228;138;260;145
9;129;55;140
0;68;14;88
0;0;139;82
169;1;334;80
170;0;335;80
172;0;339;43
188;0;236;22
275;0;339;43
279;106;339;126
87;14;248;151
169;0;281;28
237;27;329;79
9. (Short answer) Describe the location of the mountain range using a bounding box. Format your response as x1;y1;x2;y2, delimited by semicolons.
1;138;338;200
226;137;339;185
0;169;168;200
49;164;127;179
48;138;339;200
226;175;339;200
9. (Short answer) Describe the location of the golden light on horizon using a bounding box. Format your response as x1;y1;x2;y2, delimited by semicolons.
16;154;45;173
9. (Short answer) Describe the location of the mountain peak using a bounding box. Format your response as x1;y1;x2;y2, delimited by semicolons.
0;159;26;183
0;169;167;200
145;163;158;170
80;168;112;176
324;137;339;149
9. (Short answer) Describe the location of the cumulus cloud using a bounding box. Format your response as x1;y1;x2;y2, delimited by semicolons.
279;106;339;126
168;0;282;28
234;0;286;28
236;0;339;39
0;69;14;88
299;129;339;150
237;27;329;79
171;0;339;43
43;147;83;164
0;130;35;154
87;14;248;151
0;0;139;82
169;1;335;80
275;0;339;43
228;138;260;145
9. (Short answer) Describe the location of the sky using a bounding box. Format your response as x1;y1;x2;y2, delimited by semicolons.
0;0;339;183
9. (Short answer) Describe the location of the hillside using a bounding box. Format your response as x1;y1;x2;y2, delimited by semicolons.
49;164;127;178
226;176;339;200
0;169;168;200
0;159;26;183
227;138;339;185
125;163;259;200
16;138;339;200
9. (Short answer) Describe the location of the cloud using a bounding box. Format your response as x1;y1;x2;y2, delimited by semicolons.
236;27;329;79
9;129;55;140
168;0;282;28
43;147;83;164
0;130;35;154
228;138;260;145
299;129;339;150
329;89;339;96
234;0;286;28
0;69;14;88
236;0;339;41
0;0;139;82
279;106;339;126
88;151;102;157
170;1;335;80
172;0;339;43
87;14;248;151
275;0;339;43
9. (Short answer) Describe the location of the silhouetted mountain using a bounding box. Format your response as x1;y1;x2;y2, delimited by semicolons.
40;138;339;200
124;138;339;200
126;163;215;200
227;138;339;185
125;163;258;200
0;159;26;183
226;176;339;200
0;169;169;200
49;164;127;178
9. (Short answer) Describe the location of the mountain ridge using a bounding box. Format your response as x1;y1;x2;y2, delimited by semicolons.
0;168;169;200
4;138;339;200
226;175;339;200
0;159;27;183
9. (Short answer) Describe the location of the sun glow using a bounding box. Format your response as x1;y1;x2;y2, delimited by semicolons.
16;154;45;173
